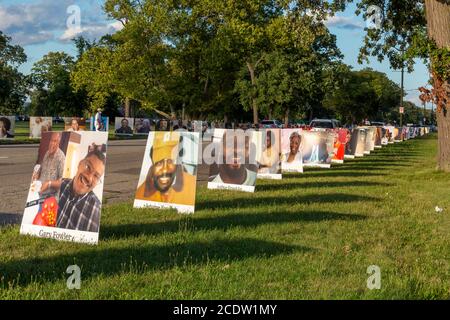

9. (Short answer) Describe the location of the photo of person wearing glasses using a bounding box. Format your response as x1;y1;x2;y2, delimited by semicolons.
55;149;106;233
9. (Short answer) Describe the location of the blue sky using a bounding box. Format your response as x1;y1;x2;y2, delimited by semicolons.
0;0;430;107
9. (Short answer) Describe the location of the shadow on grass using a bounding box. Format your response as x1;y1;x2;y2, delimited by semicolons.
0;213;22;226
257;180;392;192
196;193;378;211
284;171;387;179
0;238;310;287
101;210;366;240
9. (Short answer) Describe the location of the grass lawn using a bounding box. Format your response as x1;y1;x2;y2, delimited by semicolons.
0;134;449;299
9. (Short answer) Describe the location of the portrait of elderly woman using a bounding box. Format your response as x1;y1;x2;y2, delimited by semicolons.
135;132;197;207
281;130;303;173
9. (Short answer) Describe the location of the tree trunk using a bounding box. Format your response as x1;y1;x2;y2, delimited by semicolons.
425;0;450;171
284;107;290;127
182;102;185;121
246;62;259;125
170;104;176;120
124;97;130;117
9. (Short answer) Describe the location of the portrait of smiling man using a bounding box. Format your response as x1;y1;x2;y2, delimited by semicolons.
56;148;106;233
135;132;197;207
209;130;258;187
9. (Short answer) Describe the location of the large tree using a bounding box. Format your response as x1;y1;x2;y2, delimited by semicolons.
30;52;87;116
324;67;402;123
0;31;28;115
356;0;450;171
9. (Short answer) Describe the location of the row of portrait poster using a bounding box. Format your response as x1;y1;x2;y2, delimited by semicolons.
20;126;430;245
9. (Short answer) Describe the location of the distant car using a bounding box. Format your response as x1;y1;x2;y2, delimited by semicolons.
260;120;282;128
370;121;385;127
54;116;65;123
310;119;338;129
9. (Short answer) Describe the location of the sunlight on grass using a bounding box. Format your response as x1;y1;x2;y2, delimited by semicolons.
0;134;449;299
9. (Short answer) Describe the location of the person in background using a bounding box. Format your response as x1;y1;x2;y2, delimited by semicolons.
94;109;104;131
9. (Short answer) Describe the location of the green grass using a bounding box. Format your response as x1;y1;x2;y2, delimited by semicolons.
0;134;449;299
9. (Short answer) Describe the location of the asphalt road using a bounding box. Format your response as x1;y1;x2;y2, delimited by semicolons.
0;139;209;225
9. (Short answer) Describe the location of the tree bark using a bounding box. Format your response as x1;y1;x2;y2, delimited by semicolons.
124;97;130;117
425;0;450;171
284;107;290;127
246;62;259;125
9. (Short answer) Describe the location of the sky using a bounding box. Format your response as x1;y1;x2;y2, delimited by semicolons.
0;0;431;108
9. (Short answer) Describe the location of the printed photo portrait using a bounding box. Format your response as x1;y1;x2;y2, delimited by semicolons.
345;129;357;159
90;116;109;132
30;117;52;139
281;129;303;173
302;130;334;168
208;129;259;193
134;118;153;135
364;127;376;154
355;128;367;157
384;126;395;143
332;129;349;163
134;131;199;213
64;117;86;132
0;116;15;139
20;131;109;244
115;117;134;135
374;127;383;148
257;129;282;180
156;119;171;131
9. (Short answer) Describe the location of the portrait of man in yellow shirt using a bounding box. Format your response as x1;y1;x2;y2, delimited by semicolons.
135;132;197;208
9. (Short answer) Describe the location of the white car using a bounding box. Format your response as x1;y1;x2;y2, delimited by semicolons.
260;120;283;128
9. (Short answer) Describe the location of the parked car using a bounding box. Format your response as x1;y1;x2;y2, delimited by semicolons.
54;116;65;123
260;120;282;128
310;119;338;129
370;121;386;127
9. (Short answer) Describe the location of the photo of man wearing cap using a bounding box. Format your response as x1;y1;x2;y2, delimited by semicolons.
135;132;197;207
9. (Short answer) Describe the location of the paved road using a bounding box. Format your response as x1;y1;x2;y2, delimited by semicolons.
0;139;209;224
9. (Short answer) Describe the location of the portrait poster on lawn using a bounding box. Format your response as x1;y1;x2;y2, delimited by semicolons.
374;127;383;148
64;117;86;132
90;116;109;132
408;127;414;139
0;116;15;139
383;126;395;143
363;127;376;155
302;130;334;168
402;127;409;140
134;131;200;214
257;129;282;180
332;129;349;164
394;127;402;142
344;129;358;159
281;129;303;173
114;117;134;136
355;128;367;157
134;118;153;135
208;129;259;193
30;117;52;139
20;131;108;244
